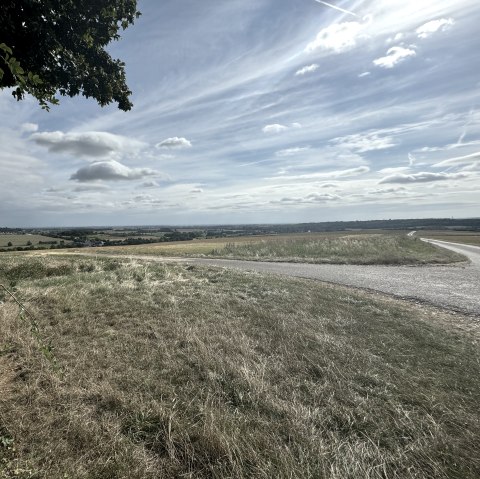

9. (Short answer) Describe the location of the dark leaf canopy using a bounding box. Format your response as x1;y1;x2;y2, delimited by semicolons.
0;0;140;110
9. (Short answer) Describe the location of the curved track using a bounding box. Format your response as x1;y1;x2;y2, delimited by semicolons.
185;240;480;317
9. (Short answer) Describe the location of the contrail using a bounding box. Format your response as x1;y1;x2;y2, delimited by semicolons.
313;0;358;17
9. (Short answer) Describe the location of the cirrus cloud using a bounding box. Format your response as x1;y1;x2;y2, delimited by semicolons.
379;171;467;184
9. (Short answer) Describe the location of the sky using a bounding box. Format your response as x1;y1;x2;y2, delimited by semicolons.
1;0;480;227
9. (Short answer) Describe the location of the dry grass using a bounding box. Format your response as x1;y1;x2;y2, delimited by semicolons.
63;233;466;265
1;255;479;478
417;231;480;247
208;234;465;265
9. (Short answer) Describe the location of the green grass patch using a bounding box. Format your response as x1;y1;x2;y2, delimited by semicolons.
0;255;479;478
0;234;67;249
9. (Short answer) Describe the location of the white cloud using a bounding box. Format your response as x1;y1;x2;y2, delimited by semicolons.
305;20;367;53
378;167;411;174
271;166;370;181
433;151;480;168
379;171;467;184
262;124;289;133
460;162;480;172
373;46;416;69
295;64;319;76
156;137;192;149
416;18;455;39
32;131;144;157
417;141;480;153
21;122;38;133
272;192;340;205
358;72;371;78
330;132;396;152
276;147;310;157
70;160;158;182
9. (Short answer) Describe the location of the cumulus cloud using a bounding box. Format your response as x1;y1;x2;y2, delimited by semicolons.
373;46;416;69
305;19;367;53
31;131;144;157
416;18;455;39
295;64;319;76
433;151;480;167
70;160;158;182
262;124;289;133
276;146;310;157
156;137;192;149
330;132;396;152
379;171;467;184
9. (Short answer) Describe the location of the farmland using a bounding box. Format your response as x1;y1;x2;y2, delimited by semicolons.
65;232;466;266
0;234;68;249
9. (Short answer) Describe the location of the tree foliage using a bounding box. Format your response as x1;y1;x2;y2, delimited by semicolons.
0;0;140;110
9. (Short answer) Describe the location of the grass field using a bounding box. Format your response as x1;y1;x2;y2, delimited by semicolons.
1;255;479;478
0;234;64;248
208;234;465;265
76;233;466;265
416;231;480;247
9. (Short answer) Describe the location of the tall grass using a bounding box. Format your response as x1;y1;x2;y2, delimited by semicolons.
209;235;466;264
1;255;479;478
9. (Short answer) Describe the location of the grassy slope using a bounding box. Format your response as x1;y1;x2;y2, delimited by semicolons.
208;235;466;265
67;234;466;265
1;255;479;478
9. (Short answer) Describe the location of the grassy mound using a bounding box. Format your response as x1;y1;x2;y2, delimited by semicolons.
1;255;479;478
209;234;466;265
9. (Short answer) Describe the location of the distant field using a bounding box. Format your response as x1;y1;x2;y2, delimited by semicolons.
1;254;479;478
71;232;466;265
85;233;164;241
417;231;480;246
0;233;65;248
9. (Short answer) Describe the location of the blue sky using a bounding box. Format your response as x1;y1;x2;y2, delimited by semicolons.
1;0;480;227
